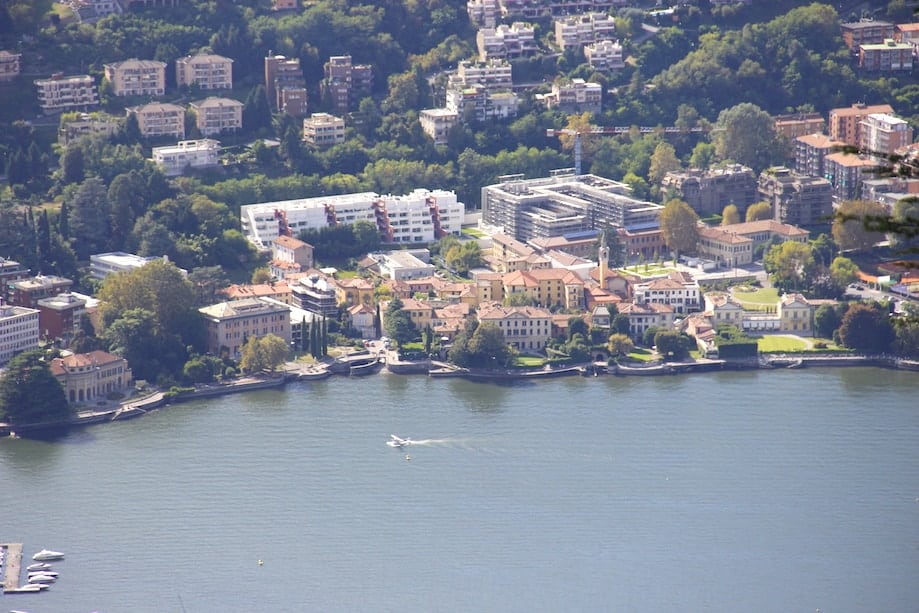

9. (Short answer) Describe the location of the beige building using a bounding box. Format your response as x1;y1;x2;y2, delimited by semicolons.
270;235;314;279
0;303;39;365
104;59;166;97
127;102;185;138
539;78;601;114
189;97;243;136
698;219;808;266
477;303;552;352
34;73;100;114
476;22;539;61
58;112;120;145
49;350;132;404
420;108;459;146
583;39;624;71
176;53;233;90
500;268;585;310
0;50;22;82
617;301;675;341
199;297;292;357
554;12;617;49
302;113;345;147
697;226;754;267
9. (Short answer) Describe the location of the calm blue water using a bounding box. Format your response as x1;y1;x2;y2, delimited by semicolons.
1;368;918;613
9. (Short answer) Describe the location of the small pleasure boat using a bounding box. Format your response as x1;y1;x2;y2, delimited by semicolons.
31;549;64;561
27;562;52;571
387;434;412;448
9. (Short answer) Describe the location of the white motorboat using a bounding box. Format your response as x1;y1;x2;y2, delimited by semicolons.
28;575;56;584
31;549;64;561
14;584;43;592
28;570;58;578
27;562;52;571
387;434;412;448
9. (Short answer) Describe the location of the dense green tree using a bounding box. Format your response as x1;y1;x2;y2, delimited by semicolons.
713;103;784;172
838;304;895;354
466;322;511;368
833;199;890;252
659;199;700;258
383;297;416;349
648;142;681;185
68;176;111;259
829;256;859;289
764;241;816;291
745;201;773;222
813;303;843;339
444;241;482;275
61;145;85;185
654;330;692;360
689;142;716;170
567;316;589;341
239;334;289;373
0;350;69;425
721;204;740;225
892;316;919;358
607;333;634;357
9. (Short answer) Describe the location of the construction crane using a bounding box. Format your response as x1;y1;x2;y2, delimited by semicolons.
546;125;709;175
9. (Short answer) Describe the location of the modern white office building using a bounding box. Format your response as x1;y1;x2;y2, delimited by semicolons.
241;189;465;249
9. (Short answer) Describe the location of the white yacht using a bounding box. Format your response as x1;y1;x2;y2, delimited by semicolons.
31;549;64;561
27;562;52;571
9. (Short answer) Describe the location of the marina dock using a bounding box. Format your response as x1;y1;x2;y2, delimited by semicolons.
1;542;23;592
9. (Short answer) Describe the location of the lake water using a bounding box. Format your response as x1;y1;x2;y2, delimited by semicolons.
1;367;918;613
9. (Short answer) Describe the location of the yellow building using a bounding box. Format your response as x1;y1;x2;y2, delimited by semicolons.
50;350;132;404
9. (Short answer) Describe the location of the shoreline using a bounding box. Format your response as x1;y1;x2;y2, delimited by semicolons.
2;355;917;438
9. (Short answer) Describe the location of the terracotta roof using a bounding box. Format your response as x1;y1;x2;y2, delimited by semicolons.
50;350;124;376
274;235;310;249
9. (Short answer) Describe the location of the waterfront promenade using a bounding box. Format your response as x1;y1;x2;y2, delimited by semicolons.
1;352;916;437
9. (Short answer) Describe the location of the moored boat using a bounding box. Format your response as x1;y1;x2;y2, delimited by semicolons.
31;549;64;561
27;562;52;571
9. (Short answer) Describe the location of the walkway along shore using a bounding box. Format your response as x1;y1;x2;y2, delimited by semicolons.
1;355;917;437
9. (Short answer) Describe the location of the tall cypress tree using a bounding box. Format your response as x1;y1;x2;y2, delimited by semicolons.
320;317;328;357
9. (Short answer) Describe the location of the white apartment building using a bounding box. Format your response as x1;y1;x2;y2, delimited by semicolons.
0;303;40;365
859;112;913;157
90;252;157;279
538;78;602;114
176;53;233;90
467;0;500;27
151;139;220;176
476;22;539;61
584;39;624;70
302;113;345;147
127;102;185;138
420;108;459;145
104;59;166;97
633;272;701;314
456;59;513;90
189;97;243;136
368;251;436;280
0;50;21;82
446;84;519;122
241;189;464;249
34;73;99;114
555;12;617;49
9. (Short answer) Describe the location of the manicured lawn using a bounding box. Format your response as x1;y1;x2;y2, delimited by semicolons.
625;348;656;362
755;335;808;352
461;227;486;238
619;264;677;277
731;286;780;309
514;356;546;368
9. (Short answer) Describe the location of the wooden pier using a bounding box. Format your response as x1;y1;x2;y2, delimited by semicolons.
1;542;23;592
